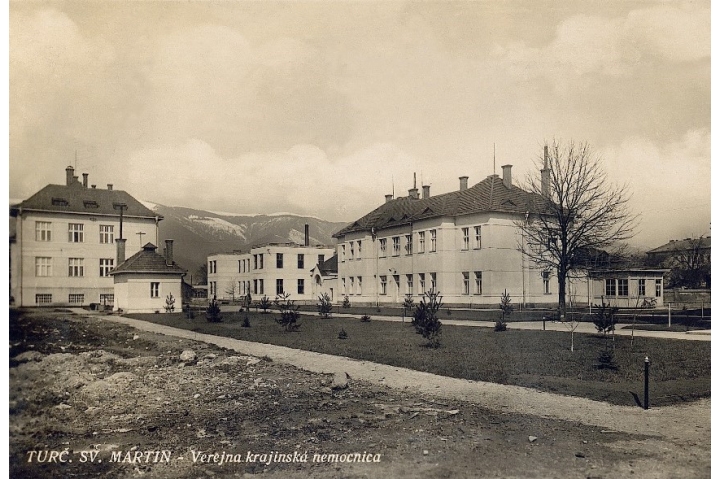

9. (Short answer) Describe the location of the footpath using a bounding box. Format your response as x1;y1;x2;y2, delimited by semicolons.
72;309;710;445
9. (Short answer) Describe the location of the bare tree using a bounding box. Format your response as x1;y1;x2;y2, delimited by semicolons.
664;236;710;289
224;278;240;302
519;140;638;318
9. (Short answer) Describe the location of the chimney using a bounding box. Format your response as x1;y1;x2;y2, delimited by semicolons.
408;188;419;199
164;239;174;265
107;184;113;191
541;145;550;198
82;173;88;188
422;185;430;199
385;194;394;203
66;166;74;186
73;175;79;184
459;176;469;191
115;238;127;266
501;164;512;188
304;224;310;246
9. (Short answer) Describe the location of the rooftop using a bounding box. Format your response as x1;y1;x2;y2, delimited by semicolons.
647;237;711;255
110;243;186;276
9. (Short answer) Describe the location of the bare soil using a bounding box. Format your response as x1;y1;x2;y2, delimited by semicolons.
9;309;710;478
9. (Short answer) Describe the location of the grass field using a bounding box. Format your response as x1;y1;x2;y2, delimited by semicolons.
129;310;710;407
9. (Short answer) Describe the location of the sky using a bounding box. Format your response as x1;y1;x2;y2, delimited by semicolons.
8;1;711;249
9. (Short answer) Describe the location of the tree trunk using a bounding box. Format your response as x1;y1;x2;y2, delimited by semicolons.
557;265;567;320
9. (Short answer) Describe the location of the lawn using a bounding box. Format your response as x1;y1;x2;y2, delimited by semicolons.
129;310;710;407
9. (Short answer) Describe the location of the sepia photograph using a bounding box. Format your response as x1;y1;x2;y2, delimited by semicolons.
8;1;711;477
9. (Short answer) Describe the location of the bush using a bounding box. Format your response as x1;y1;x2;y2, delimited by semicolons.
402;294;415;316
495;289;512;332
597;350;617;370
164;293;176;313
206;296;223;323
317;293;333;318
360;314;371;322
258;295;272;314
242;315;251;328
275;293;301;332
342;295;351;308
338;328;348;340
412;290;443;348
494;320;507;332
593;298;618;335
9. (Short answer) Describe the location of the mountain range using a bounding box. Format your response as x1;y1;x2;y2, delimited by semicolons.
147;202;345;280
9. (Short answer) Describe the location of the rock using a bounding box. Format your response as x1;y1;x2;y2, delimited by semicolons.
193;394;200;399
246;358;261;366
179;350;197;363
331;372;349;390
13;351;44;363
423;450;429;456
320;387;333;395
575;452;586;458
528;436;538;443
446;409;460;416
54;403;72;410
205;353;217;359
132;335;140;340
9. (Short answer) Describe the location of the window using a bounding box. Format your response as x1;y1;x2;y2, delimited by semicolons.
99;258;114;277
83;200;99;209
655;279;662;297
297;254;304;269
430;272;437;291
276;279;284;295
618;279;628;296
68;294;84;304
357;276;362;295
349;241;355;260
349;277;355;294
258;279;264;294
253;255;258;270
462;272;470;295
35;294;52;305
341;244;346;262
100;294;114;306
474;272;483;295
392;237;400;256
258;254;264;269
99;225;114;244
35;257;52;277
357;241;362;259
253;279;258;294
418;231;425;253
151;282;159;298
277;253;284;269
379;238;387;257
462;228;470;250
419;273;426;293
380;276;387;295
318;254;325;264
68;223;84;242
209;260;217;274
238;260;242;273
68;258;84;277
212;281;217;296
35;222;51;242
638;279;646;296
342;277;346;294
542;271;550;294
297;279;305;295
605;279;616;296
474;226;482;249
406;274;413;294
405;234;412;255
430;230;437;252
51;197;68;206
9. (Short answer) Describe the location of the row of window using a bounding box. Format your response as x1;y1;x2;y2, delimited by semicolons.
342;226;483;261
35;222;118;244
34;293;114;305
35;257;115;277
208;278;307;297
605;278;662;297
211;254;327;274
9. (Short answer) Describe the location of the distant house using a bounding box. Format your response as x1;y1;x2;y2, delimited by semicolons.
646;237;710;288
110;240;185;313
309;254;338;301
587;269;668;308
9;166;161;307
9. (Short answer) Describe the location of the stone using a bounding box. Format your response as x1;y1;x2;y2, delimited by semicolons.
179;350;197;363
331;372;349;390
528;436;538;443
132;335;140;340
423;450;429;456
13;351;44;363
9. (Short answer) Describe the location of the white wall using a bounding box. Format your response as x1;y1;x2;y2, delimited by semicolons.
113;273;183;313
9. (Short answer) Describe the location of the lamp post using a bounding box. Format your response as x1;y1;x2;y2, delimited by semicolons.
644;356;650;410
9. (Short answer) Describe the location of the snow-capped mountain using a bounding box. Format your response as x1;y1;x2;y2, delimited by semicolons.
147;203;345;279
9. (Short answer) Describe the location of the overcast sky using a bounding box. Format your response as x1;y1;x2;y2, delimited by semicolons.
8;1;710;249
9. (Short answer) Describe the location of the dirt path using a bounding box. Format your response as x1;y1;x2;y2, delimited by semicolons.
101;313;710;444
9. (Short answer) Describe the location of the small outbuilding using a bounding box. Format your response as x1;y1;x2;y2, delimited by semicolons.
110;239;186;313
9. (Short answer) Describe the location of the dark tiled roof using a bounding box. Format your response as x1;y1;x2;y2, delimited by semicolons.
110;243;186;275
10;182;159;219
316;255;338;275
646;237;711;255
334;175;546;237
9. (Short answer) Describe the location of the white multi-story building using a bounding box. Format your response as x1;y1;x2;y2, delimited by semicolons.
207;231;334;303
10;166;161;307
333;165;554;307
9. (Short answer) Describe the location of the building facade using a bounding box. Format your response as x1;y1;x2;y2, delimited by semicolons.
10;166;161;307
333;166;555;307
207;241;335;303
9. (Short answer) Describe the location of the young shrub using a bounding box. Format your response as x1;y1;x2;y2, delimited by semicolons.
258;295;272;314
317;293;333;318
164;293;176;313
495;289;512;332
338;328;348;339
275;293;301;332
242;315;251;328
206;296;223;323
360;314;371;322
593;298;618;336
494;320;507;332
342;295;351;308
597;350;617;370
402;294;415;317
412;290;443;348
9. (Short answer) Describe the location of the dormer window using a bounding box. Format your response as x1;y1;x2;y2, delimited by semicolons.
51;197;68;206
83;200;99;209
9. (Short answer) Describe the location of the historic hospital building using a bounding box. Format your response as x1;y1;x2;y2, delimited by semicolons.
10;166;161;307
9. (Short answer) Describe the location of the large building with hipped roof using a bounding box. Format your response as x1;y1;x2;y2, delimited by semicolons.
10;166;162;307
